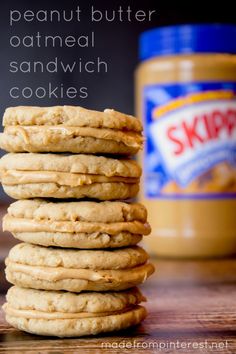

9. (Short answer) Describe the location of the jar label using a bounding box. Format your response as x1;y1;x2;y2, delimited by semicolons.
143;82;236;199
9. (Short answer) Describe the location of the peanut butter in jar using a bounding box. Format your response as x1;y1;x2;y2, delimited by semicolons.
136;24;236;258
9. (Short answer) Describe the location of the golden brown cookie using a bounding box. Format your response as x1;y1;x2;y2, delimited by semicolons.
5;286;146;313
0;153;141;200
3;199;151;248
3;286;147;337
0;106;143;154
5;243;155;292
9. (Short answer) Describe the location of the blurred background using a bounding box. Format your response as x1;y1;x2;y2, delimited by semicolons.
0;0;236;292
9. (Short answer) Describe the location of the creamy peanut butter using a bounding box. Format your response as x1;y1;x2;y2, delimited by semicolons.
136;24;236;257
6;261;154;283
1;170;139;186
5;125;143;148
6;260;105;281
3;304;132;319
3;215;150;235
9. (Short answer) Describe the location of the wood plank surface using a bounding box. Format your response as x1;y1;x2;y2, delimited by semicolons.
0;257;236;353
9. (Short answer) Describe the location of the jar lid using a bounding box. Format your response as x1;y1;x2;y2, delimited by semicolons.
139;24;236;60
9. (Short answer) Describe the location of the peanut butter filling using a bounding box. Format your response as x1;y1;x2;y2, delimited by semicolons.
6;261;154;283
0;170;139;186
3;304;133;320
3;215;150;235
4;125;143;148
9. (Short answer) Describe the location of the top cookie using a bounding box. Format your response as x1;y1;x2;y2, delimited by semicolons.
0;106;143;155
3;106;142;131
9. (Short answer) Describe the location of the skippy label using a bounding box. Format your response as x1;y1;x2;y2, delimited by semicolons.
143;82;236;199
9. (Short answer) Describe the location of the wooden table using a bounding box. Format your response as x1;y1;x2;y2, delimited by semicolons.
0;257;236;353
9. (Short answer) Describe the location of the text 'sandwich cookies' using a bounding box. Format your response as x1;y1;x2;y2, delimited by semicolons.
0;106;143;155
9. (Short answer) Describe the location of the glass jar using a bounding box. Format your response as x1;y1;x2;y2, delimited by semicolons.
136;24;236;257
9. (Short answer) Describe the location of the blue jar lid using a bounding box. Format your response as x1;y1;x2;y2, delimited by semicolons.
139;24;236;60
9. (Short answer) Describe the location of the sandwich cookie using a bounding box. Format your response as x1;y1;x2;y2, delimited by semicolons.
3;286;146;337
5;243;155;292
0;106;143;155
3;199;151;248
0;153;141;200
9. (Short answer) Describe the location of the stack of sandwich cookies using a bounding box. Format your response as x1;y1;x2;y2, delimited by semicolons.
0;106;154;337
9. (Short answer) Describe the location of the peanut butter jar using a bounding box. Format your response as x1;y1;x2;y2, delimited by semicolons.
136;24;236;258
